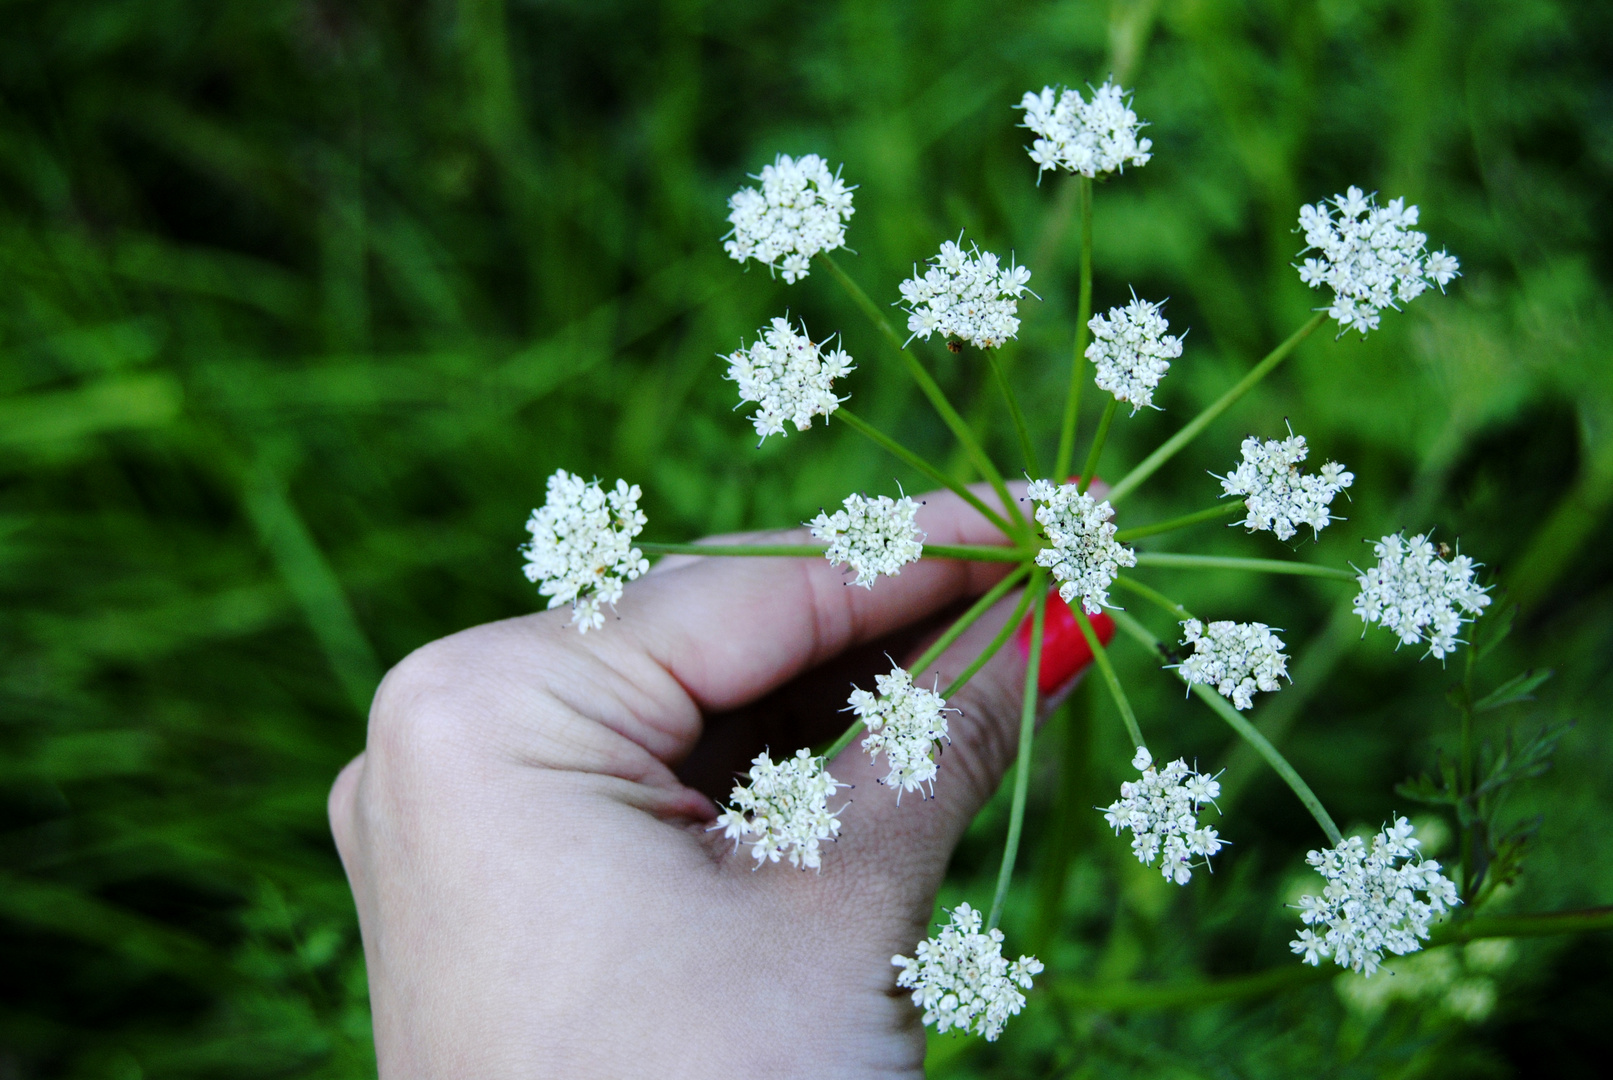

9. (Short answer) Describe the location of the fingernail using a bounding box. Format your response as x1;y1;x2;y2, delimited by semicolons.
1016;593;1116;694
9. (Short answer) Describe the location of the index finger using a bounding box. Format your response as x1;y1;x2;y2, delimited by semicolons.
622;483;1025;712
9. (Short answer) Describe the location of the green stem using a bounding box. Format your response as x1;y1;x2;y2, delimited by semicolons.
1111;574;1197;623
640;542;826;558
942;581;1040;699
823;562;1031;760
1107;609;1342;846
910;564;1034;676
817;252;1027;534
985;346;1039;477
923;544;1034;563
834;408;1014;537
989;575;1048;931
1194;682;1343;846
1133;552;1356;581
1107;311;1327;505
1114;501;1245;542
639;541;1031;563
1077;399;1119;495
1057;906;1613;1012
1072;606;1146;751
1053;176;1094;482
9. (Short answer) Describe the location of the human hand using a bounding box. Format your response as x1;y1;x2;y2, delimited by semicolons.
328;482;1097;1079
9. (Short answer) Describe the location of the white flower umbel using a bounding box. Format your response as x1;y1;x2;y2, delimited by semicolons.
1026;479;1136;614
1177;618;1290;711
1296;186;1461;336
846;666;954;797
1354;532;1492;660
1218;432;1354;541
1087;295;1184;413
725;316;854;443
1102;747;1224;885
1291;817;1460;976
522;470;649;632
898;238;1034;350
723;153;855;282
713;749;849;871
892;903;1043;1042
1017;79;1153;178
808;492;925;588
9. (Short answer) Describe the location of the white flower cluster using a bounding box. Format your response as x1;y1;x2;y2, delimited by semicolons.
1087;295;1184;413
807;492;925;588
1296;186;1461;335
1354;532;1492;659
1102;746;1224;885
1219;432;1354;541
1178;618;1290;711
1026;479;1136;615
714;749;849;871
725;317;854;442
846;666;953;797
1291;817;1460;976
892;903;1043;1042
723;153;856;282
522;470;649;632
1017;80;1153;178
898;239;1034;349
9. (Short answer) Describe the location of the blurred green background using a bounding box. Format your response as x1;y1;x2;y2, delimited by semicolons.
3;0;1611;1076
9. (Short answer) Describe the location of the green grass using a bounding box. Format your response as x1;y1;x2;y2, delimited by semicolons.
3;1;1612;1076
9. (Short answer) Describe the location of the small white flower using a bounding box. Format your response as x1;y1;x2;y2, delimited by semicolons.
521;470;649;632
1017;79;1153;178
712;749;849;871
1177;619;1290;711
898;238;1034;349
1295;186;1460;336
723;153;855;282
808;492;925;588
1291;816;1460;976
725;316;854;442
846;666;955;797
892;903;1043;1042
1102;746;1224;885
1353;532;1492;659
1026;479;1136;614
1087;295;1184;413
1218;431;1354;541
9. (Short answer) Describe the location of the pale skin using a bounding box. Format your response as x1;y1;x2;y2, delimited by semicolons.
328;483;1077;1078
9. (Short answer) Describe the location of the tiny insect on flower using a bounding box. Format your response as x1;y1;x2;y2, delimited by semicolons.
1353;532;1492;659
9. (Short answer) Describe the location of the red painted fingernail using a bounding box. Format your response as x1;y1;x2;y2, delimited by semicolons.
1016;593;1115;694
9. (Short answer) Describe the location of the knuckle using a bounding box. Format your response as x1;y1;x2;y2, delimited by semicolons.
327;753;364;857
365;631;500;769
